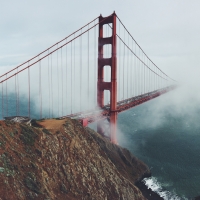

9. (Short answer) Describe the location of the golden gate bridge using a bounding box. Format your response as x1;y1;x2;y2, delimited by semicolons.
0;12;176;144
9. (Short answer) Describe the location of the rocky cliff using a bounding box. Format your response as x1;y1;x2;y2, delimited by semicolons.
0;118;150;200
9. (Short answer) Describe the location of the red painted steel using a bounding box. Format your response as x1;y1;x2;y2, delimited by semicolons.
81;118;88;127
97;12;117;144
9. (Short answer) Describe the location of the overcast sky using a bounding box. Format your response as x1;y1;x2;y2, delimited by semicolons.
1;0;200;85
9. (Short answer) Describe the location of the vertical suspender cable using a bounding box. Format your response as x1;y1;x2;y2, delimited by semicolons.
131;38;133;96
17;68;19;116
123;27;125;100
159;71;161;89
153;65;155;90
158;69;159;90
80;29;82;111
153;65;154;90
140;49;144;94
161;73;162;89
61;47;63;116
142;51;144;94
51;53;53;117
150;61;152;92
149;59;150;92
150;60;151;92
156;68;158;90
141;51;143;95
138;48;140;95
127;34;129;99
154;65;156;91
41;60;42;118
139;47;140;95
147;59;148;92
39;58;42;119
159;72;163;89
144;56;146;94
94;22;96;108
15;75;17;116
48;51;50;118
150;63;154;91
141;52;142;94
137;47;140;95
157;69;158;90
144;55;145;94
158;71;159;90
141;53;143;94
156;67;157;90
164;75;165;88
28;62;30;118
151;62;152;91
57;44;59;117
66;39;68;115
40;61;42;117
39;57;41;118
74;33;76;112
134;42;136;96
142;52;144;94
138;48;139;95
88;25;89;110
143;52;144;94
71;41;72;114
6;75;7;117
2;83;3;118
152;64;153;90
139;48;141;95
155;67;157;90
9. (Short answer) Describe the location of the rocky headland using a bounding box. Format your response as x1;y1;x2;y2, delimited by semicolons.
0;117;162;199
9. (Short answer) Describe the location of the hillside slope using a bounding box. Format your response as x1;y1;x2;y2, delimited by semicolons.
0;118;150;200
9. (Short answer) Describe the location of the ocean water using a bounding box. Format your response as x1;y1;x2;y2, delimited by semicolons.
117;87;200;199
0;93;40;119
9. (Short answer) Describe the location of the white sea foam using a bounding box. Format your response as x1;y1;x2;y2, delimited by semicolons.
142;177;188;200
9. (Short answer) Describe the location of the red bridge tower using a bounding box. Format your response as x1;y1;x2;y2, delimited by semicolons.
97;12;117;144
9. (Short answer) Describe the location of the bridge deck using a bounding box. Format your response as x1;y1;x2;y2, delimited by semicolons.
64;86;176;125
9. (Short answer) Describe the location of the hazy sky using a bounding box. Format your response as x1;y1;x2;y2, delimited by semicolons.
1;0;200;85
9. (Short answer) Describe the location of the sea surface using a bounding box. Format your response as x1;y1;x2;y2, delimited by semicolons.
117;87;200;199
1;86;200;199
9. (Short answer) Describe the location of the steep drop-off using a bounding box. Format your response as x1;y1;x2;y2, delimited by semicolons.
0;118;150;200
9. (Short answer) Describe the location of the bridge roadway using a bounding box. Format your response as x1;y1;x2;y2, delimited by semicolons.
64;86;176;126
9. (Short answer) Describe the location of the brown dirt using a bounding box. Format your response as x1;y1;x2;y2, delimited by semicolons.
37;119;66;132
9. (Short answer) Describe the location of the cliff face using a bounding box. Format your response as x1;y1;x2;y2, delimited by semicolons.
0;118;149;200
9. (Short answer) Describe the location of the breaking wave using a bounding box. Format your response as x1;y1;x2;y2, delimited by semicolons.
143;177;188;200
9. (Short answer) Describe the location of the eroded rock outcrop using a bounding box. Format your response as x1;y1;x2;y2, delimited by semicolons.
0;118;149;200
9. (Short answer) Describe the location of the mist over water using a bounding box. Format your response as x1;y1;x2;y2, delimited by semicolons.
117;86;200;199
